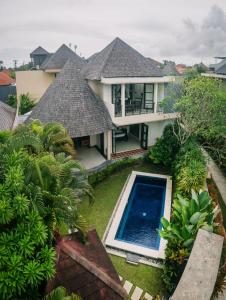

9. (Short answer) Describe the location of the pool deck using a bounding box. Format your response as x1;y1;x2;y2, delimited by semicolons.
103;171;172;264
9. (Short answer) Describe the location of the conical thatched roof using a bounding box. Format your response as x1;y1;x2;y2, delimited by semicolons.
28;59;112;137
83;37;163;79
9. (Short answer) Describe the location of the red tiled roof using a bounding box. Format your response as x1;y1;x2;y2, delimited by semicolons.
0;72;15;86
46;229;127;300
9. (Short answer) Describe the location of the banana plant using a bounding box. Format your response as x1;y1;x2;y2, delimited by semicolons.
160;190;217;248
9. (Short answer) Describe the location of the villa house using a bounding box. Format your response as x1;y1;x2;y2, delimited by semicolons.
19;38;177;168
202;56;226;81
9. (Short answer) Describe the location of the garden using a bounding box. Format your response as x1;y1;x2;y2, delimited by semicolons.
0;76;225;299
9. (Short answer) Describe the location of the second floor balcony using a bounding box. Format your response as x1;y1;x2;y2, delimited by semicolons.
112;83;156;118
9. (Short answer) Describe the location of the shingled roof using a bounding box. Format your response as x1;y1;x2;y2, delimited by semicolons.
28;59;112;138
42;44;85;70
0;101;16;131
162;62;180;76
46;229;127;300
83;37;163;79
30;46;49;56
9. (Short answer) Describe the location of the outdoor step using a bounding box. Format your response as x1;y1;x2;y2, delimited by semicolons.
143;292;153;300
131;287;143;300
123;280;133;294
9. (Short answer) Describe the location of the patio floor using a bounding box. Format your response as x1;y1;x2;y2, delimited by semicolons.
115;135;141;153
76;147;106;170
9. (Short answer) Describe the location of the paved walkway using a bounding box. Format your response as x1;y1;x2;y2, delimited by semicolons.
119;276;153;300
202;149;226;205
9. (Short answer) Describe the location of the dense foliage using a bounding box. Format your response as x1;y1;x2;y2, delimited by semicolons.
0;121;91;298
0;150;56;299
160;191;216;293
173;139;206;195
44;286;81;300
148;124;180;167
7;93;36;115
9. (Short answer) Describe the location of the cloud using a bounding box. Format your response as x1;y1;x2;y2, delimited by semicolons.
157;5;226;58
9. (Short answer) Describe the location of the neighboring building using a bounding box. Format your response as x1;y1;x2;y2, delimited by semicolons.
30;46;50;69
0;101;16;131
162;62;180;77
202;56;226;80
16;44;84;101
0;71;16;102
26;37;177;168
176;64;187;75
46;229;127;300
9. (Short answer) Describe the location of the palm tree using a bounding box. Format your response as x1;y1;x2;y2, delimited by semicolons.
30;120;76;157
0;121;93;236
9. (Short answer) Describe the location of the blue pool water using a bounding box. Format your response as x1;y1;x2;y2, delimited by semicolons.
115;175;166;250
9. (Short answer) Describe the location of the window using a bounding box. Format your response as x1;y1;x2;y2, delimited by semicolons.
144;84;154;109
112;84;121;104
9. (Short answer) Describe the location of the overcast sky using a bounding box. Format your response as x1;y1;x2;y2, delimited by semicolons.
1;0;226;67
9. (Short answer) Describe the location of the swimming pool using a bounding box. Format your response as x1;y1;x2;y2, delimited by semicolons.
104;171;172;260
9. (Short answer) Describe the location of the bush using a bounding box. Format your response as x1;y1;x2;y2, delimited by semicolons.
174;139;206;195
148;124;180;167
160;191;215;293
88;157;138;186
7;93;35;115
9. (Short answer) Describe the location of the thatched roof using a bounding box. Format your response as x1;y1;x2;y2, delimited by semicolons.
28;59;112;137
0;101;16;131
41;44;85;70
82;37;163;80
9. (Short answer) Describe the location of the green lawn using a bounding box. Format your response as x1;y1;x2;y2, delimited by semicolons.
78;160;170;296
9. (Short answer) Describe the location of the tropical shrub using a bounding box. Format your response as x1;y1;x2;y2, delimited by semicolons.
88;157;137;186
44;286;81;300
160;191;216;293
173;139;206;195
7;93;35;115
0;150;55;299
148;124;180;167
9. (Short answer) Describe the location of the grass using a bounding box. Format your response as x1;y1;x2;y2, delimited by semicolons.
78;159;170;296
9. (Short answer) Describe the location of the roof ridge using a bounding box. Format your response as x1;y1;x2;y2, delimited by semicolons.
60;242;127;298
97;38;119;79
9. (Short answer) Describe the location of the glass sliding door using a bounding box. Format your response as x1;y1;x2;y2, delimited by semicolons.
125;83;154;115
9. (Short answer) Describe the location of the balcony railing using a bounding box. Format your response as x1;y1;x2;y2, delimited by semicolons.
125;103;154;116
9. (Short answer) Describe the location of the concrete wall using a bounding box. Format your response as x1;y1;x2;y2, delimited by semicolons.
16;70;55;102
147;119;172;146
171;229;223;300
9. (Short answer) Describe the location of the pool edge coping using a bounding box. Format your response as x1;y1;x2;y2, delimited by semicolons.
103;171;172;262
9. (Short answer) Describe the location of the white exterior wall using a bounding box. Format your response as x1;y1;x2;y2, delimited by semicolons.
147;120;172;146
90;134;98;147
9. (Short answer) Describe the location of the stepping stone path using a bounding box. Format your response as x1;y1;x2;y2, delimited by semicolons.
121;276;153;300
131;287;143;300
123;280;133;294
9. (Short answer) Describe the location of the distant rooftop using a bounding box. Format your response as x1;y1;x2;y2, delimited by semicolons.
162;62;180;76
30;46;49;56
0;71;15;86
41;44;85;70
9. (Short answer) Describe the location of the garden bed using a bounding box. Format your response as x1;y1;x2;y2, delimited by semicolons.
78;159;170;295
